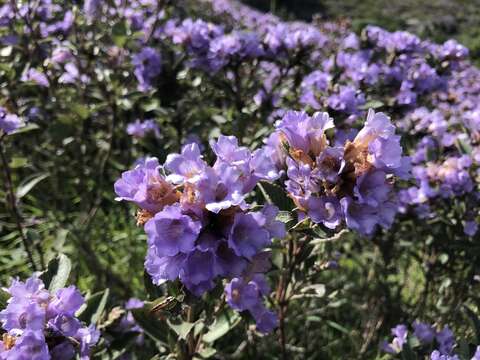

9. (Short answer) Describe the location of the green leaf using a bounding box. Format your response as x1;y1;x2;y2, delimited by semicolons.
359;100;384;110
276;211;296;230
16;172;50;199
78;289;110;325
198;347;217;358
203;309;241;343
258;181;294;211
112;22;128;47
40;254;72;293
131;303;169;343
11;123;40;134
167;319;196;340
301;284;326;297
9;157;28;168
72;103;90;120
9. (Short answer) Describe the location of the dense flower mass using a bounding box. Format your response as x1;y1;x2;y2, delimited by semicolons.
259;109;410;235
0;276;99;359
115;136;285;332
382;321;480;360
2;0;480;357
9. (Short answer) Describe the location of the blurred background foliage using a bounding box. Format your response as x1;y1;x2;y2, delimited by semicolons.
0;0;480;359
243;0;480;63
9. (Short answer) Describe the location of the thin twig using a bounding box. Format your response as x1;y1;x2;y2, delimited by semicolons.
0;135;38;271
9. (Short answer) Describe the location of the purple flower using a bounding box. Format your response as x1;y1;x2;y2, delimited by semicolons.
5;330;49;360
228;212;270;259
224;275;277;333
413;321;435;344
21;69;49;87
464;220;478;236
250;304;278;333
0;108;23;134
126;119;160;138
83;0;101;21
49;286;84;316
307;196;342;230
0;276;97;359
132;47;161;92
276;111;334;155
145;204;201;257
382;324;408;354
340;197;379;235
165;143;207;184
58;63;89;84
145;249;186;285
436;326;456;355
114;157;179;214
328;85;365;115
225;277;259;311
430;350;460;360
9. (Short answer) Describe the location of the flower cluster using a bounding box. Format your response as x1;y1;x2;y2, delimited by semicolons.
382;321;480;360
0;276;99;359
126;119;160;139
260;109;410;235
132;47;162;92
114;136;285;332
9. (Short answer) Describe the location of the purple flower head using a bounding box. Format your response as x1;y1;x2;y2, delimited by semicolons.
225;275;277;333
145;204;201;257
352;109;406;174
4;330;49;360
430;350;460;360
21;69;49;87
0;108;23;134
132;47;161;92
382;324;408;354
114;157;179;214
438;39;469;61
328;85;365;115
340;197;379;236
228;212;270;259
166;143;207;185
413;321;435;344
145;249;186;285
208;31;263;71
464;220;478;237
354;171;391;207
225;277;260;311
51;46;74;64
436;326;456;355
58;63;90;84
126;119;160;138
196;165;247;213
300;70;331;109
307;196;342;230
180;249;219;292
0;276;97;359
250;304;278;333
49;286;84;316
276;111;334;156
260;205;286;239
84;0;101;21
40;10;74;37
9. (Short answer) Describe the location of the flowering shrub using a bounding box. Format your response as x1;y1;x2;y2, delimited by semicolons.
0;0;480;359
